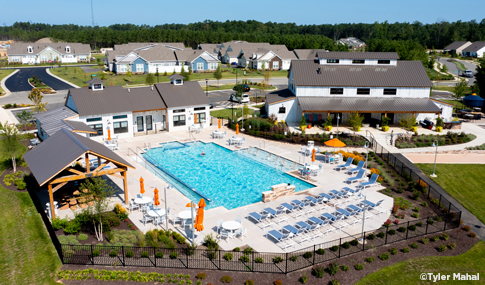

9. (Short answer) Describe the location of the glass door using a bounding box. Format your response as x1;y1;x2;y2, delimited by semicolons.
136;116;144;132
146;115;153;131
162;115;166;130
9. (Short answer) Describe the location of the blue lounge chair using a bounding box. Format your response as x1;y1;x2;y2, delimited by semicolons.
346;204;363;213
267;230;295;250
359;174;380;189
321;212;337;221
347;169;366;184
335;157;353;171
318;193;333;201
308;216;324;225
347;161;365;174
248;212;274;228
282;224;311;244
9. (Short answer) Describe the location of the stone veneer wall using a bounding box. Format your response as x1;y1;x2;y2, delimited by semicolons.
262;183;296;203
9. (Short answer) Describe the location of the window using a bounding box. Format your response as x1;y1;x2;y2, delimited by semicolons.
196;62;204;70
118;65;127;72
194;107;205;111
357;88;370;95
175;79;182;84
378;60;391;64
12;56;20;62
65;46;71;53
86;117;102;122
93;84;102;90
279;107;286;114
273;61;279;69
209;62;218;70
327;59;339;63
196;112;206;122
173;115;186;126
27;46;33;53
79;55;87;61
136;64;144;72
113;115;128;119
41;55;48;62
113;121;128;134
383;89;397;95
352;59;365;64
89;124;103;137
330;88;344;95
173;109;185;113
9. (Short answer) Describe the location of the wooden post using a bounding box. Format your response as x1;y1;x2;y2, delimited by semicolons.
97;156;101;167
48;184;55;219
412;113;415;117
85;153;90;174
384;113;387;117
123;171;128;204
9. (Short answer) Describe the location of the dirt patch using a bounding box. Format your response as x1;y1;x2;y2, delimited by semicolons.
60;229;478;285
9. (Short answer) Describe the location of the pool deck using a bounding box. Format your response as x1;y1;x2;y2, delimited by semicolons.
45;124;392;253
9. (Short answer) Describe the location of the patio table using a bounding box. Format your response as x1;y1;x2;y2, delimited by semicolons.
213;130;224;139
222;221;241;232
147;208;166;218
178;210;196;220
230;137;243;145
134;196;153;205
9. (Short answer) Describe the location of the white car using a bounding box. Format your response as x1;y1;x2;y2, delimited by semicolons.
230;94;250;103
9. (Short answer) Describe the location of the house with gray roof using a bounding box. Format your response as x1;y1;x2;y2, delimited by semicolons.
237;45;297;70
293;49;329;60
337;37;366;49
35;106;96;141
7;43;91;64
443;41;472;55
266;52;452;126
462;41;485;58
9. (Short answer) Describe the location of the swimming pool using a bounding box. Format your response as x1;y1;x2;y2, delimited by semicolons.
142;142;314;210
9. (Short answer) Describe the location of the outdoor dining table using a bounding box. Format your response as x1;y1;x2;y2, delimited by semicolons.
134;196;153;205
230;136;243;145
190;125;201;133
178;210;196;220
213;130;224;139
222;221;241;232
147;208;166;218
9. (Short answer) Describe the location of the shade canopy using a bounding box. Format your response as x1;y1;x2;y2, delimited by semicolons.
324;138;346;148
463;94;484;107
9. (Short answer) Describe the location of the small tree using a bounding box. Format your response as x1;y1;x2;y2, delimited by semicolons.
261;61;266;71
242;104;251;118
234;84;244;102
145;73;155;85
399;114;417;130
16;110;33;131
172;69;176;75
300;115;307;128
347;112;364;131
188;65;192;75
325;116;332;128
155;69;160;79
100;72;106;80
453;79;468;110
79;176;116;242
0;122;22;172
65;65;68;75
28;88;47;114
163;70;168;76
264;70;271;83
126;64;132;77
381;116;390;127
213;63;223;86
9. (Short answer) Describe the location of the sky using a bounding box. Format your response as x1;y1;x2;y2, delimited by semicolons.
2;0;484;27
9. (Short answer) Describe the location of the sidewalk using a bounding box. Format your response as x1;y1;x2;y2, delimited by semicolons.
404;153;485;164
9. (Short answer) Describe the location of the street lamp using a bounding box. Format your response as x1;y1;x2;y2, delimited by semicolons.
164;185;170;230
156;67;159;83
235;67;238;84
364;141;369;168
205;79;208;97
431;140;438;177
336;114;340;139
240;104;245;131
360;190;367;242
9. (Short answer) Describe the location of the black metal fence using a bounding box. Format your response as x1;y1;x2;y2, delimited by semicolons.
57;133;462;273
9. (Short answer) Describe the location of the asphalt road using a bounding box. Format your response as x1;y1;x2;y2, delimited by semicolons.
438;58;477;85
5;67;73;92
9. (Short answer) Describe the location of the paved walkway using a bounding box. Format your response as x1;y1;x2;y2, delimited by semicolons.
405;153;485;164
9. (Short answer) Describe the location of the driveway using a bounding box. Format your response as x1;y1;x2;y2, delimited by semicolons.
438;58;477;85
4;67;73;92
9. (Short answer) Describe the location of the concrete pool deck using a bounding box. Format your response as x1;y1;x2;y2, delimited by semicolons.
42;124;393;253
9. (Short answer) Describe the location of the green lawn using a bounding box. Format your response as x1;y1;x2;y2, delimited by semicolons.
0;69;16;95
417;164;485;224
434;86;472;94
0;143;61;284
210;108;255;120
452;60;467;71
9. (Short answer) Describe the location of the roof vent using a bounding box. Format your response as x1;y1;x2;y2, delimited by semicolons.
317;67;321;74
128;88;130;93
151;86;153;91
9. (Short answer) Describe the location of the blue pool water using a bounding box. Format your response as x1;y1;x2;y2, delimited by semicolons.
143;142;314;210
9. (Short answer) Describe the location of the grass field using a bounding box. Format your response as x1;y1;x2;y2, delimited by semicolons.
452;60;467;71
434;85;472;94
441;99;465;111
0;69;16;95
417;164;485;224
356;241;485;285
210;107;255;120
0;143;61;284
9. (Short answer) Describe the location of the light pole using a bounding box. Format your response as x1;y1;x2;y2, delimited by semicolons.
156;67;159;83
360;190;367;242
364;141;369;168
205;79;208;97
336;114;340;139
431;140;438;177
235;67;238;84
240;104;245;131
164;185;170;230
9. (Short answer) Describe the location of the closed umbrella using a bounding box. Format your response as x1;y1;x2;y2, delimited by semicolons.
139;177;145;195
107;128;111;141
194;199;206;232
236;123;239;134
311;148;316;164
154;188;160;206
218;118;221;129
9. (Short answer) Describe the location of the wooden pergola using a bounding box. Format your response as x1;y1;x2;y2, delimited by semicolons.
24;129;135;219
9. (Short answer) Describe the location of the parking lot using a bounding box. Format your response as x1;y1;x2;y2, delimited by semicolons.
207;85;286;107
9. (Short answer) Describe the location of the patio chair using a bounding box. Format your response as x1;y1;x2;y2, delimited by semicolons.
129;200;140;212
335;157;353;171
305;224;323;241
235;227;247;241
248;212;274;229
217;219;223;233
235;217;243;225
347;169;366;184
347;161;365;175
143;214;154;226
218;229;232;243
359;174;380;189
282;224;311;244
319;219;335;236
301;146;307;155
170;211;183;226
336;208;359;227
317;192;333;201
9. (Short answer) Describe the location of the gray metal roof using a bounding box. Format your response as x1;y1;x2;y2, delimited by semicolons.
24;128;133;186
86;78;104;84
316;52;400;60
64;120;97;134
35;107;78;137
266;89;296;105
298;97;441;113
8;43;91;55
463;41;485;53
291;60;432;88
155;81;211;108
69;86;166;117
175;50;218;62
444;41;471;51
293;49;329;59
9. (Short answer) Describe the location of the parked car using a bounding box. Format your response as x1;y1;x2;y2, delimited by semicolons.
462;70;473;78
209;100;214;109
233;84;250;92
230;93;250;103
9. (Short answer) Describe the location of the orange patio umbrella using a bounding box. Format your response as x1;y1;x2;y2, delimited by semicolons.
107;128;111;141
218;118;221;129
236;123;239;134
311;148;316;163
154;188;160;206
194;198;206;232
139;177;145;195
324;138;346;148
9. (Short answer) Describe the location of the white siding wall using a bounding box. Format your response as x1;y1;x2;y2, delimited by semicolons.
61;55;77;63
477;47;485;58
318;59;397;66
167;105;210;131
282;60;292;70
148;64;188;74
72;112;135;141
267;99;299;123
132;110;164;134
296;86;430;98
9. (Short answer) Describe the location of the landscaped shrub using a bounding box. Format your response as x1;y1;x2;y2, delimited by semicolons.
448;242;456;250
196;273;207;279
207;251;217;261
408;225;417;231
401;247;410;253
411;213;419;218
330;246;339;252
437;244;447;252
354;264;364;270
233;247;240;252
109;250;117;257
441;233;449;241
377;232;385;238
341;242;351;249
388;230;396;235
155;252;163;258
244;280;254;285
220;275;232;283
243;247;253;255
316;248;325;255
289;255;298;262
240;255;250;262
223;253;233;261
141;251;149;258
397;227;406;233
350;239;359;246
64;220;82;234
365;257;375;263
327;262;339;276
273;256;283;263
421;202;428;207
416;222;423;227
427;219;434;225
312;266;325;278
77;233;88;241
254;257;263;263
463;226;471;232
409;243;419;249
273;280;282;285
469;232;477;238
366;234;375;240
434;216;442;222
303;252;313;259
92;250;100;257
431;236;439;241
330;279;340;285
340;265;349;271
125;250;134;257
389;248;398;255
170;252;178;259
421;238;429;245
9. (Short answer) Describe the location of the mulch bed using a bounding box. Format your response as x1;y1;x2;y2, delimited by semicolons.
60;229;478;285
0;165;31;192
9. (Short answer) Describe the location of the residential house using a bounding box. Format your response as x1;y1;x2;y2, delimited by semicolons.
237;45;297;70
220;42;271;65
266;52;452;127
337;37;366;49
37;76;210;141
462;42;485;58
293;49;329;60
175;50;220;72
7;43;91;64
443;41;473;55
